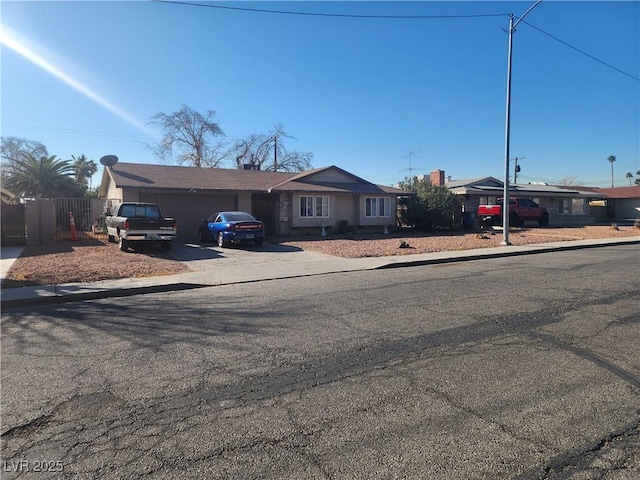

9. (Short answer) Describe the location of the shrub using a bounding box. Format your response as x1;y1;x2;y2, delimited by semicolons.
338;220;349;234
399;179;461;231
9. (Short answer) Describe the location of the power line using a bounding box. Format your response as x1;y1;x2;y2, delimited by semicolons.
521;20;640;82
0;123;154;139
152;0;510;19
153;1;638;82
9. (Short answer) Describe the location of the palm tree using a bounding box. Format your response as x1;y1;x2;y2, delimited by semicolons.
607;155;616;188
71;154;98;189
626;172;633;186
4;153;83;198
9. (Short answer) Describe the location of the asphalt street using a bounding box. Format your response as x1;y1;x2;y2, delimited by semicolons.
1;245;639;479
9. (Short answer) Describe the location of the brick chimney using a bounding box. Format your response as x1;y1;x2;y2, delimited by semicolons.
430;169;445;186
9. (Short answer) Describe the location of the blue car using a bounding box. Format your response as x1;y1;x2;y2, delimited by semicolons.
198;211;265;248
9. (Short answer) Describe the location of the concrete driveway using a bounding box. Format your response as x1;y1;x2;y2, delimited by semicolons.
0;246;25;280
170;237;336;273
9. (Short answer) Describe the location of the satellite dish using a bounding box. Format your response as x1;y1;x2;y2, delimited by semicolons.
100;155;119;167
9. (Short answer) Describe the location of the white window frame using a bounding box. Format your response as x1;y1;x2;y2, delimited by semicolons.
365;197;391;218
315;196;329;218
300;195;329;218
300;196;314;217
559;198;585;214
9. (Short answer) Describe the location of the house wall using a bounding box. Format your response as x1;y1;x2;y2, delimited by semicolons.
304;170;354;183
287;192;398;232
291;192;337;229
334;194;357;227
290;192;378;232
105;182;124;202
537;197;597;226
276;192;293;236
358;195;396;227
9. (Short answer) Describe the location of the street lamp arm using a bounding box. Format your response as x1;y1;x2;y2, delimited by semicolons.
512;0;543;30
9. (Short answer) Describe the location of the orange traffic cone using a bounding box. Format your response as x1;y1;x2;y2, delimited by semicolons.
69;211;78;241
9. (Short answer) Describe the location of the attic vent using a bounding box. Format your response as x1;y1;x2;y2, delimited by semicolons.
243;164;260;171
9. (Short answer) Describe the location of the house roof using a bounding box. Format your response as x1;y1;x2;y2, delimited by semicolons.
446;177;502;189
1;187;16;205
100;162;406;196
102;163;292;193
585;186;640;199
446;177;607;198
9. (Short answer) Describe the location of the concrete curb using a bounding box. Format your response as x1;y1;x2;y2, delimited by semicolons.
2;237;638;310
374;237;640;269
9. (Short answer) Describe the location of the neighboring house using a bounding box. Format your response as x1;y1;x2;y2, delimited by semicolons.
559;185;640;223
441;173;607;226
98;163;405;237
598;186;640;221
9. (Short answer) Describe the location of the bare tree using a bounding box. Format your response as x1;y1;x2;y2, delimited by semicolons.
558;175;581;186
148;105;226;168
231;124;312;172
1;136;49;185
1;136;48;162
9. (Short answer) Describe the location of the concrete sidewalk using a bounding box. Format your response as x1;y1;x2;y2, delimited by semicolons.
1;236;638;309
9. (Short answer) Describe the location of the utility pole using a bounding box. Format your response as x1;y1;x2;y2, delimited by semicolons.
273;134;278;171
512;156;524;184
502;0;542;246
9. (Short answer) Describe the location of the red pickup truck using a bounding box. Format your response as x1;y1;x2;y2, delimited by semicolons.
477;197;549;227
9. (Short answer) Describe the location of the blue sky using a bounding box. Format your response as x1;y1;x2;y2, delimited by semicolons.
1;1;638;189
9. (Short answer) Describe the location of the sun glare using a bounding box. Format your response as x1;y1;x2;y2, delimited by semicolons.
0;26;154;136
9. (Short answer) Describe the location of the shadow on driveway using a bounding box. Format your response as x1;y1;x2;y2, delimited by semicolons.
169;238;305;265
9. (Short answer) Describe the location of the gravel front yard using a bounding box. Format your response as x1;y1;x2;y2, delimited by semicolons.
276;226;639;258
2;226;638;289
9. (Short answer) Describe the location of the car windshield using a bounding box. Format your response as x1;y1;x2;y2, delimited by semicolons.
222;212;256;222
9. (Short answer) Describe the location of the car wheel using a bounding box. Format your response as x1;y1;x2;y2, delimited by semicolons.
538;213;549;227
254;238;264;247
217;232;226;248
108;234;115;243
119;236;128;252
509;212;519;228
198;228;208;243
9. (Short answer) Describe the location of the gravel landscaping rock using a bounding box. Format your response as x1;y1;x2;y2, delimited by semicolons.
2;226;637;289
274;226;639;258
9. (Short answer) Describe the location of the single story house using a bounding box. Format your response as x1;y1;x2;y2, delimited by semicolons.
556;185;640;223
98;162;406;237
442;174;608;226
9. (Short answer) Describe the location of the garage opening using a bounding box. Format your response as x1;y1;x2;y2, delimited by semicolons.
251;193;278;235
